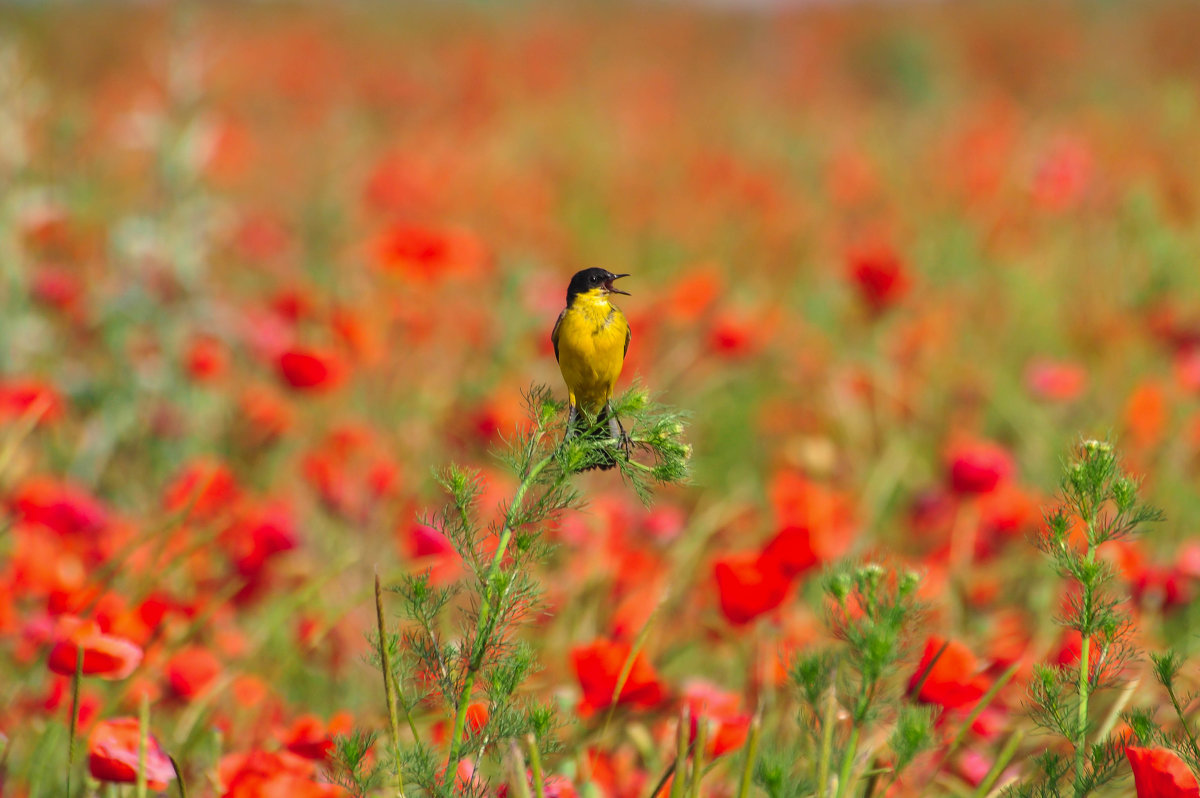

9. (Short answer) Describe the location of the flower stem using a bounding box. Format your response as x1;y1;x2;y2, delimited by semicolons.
834;725;860;798
66;646;83;798
136;692;149;798
374;572;406;798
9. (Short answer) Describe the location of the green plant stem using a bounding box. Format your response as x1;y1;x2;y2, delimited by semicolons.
66;646;83;798
689;718;708;798
137;692;149;798
818;684;837;798
1075;543;1096;793
374;572;406;798
669;707;690;798
509;742;532;798
526;734;545;798
169;754;188;798
1165;680;1200;764
974;729;1024;797
834;726;860;798
446;450;553;768
736;713;761;798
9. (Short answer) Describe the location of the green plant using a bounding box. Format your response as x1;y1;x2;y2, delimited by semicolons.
338;385;689;797
759;562;935;798
1008;440;1164;797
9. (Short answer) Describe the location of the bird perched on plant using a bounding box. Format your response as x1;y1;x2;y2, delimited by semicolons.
551;268;631;469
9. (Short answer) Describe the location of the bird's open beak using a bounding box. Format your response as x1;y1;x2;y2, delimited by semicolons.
606;274;631;295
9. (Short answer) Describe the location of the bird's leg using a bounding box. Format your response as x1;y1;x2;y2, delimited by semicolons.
605;401;630;460
564;400;579;440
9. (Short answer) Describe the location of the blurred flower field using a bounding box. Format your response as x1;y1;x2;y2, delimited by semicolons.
4;1;1200;796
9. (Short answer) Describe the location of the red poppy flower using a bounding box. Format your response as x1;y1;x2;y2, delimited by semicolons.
371;223;487;281
1024;359;1087;403
908;636;989;709
186;335;229;382
767;472;857;565
220;749;349;798
1126;746;1200;798
47;617;143;680
1032;136;1092;212
498;773;579;798
281;712;354;761
88;717;175;789
846;242;910;316
682;680;752;758
945;440;1013;495
713;553;790;626
571;638;665;715
165;646;222;701
163;459;242;521
30;264;84;315
277;347;345;392
11;477;108;537
0;378;64;425
222;502;298;579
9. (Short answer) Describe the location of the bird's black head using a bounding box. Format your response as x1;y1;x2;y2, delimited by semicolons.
566;268;630;305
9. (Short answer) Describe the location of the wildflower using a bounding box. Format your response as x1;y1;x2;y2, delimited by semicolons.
1125;746;1200;798
186;335;229;382
277;346;345;392
571;638;665;715
165;645;222;701
682;680;752;757
908;636;989;709
220;749;349;798
88;717;176;790
47;618;142;680
281;712;354;762
945;440;1013;495
163;459;242;522
11;477;108;537
370;222;487;281
1024;358;1088;403
713;552;790;626
0;378;64;426
846;242;911;316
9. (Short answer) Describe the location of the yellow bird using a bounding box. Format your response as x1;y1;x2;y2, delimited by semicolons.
551;268;631;466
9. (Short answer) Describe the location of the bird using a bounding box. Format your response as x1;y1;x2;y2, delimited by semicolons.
551;268;631;469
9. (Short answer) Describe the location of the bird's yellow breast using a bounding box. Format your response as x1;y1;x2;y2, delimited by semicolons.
556;290;628;412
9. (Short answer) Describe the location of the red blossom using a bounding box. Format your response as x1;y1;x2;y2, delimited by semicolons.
945;440;1013;496
908;635;989;710
1024;358;1088;403
846;242;910;316
571;638;665;715
277;347;345;392
88;717;176;789
371;223;487;281
166;645;222;701
1126;746;1200;798
712;553;790;626
0;378;64;425
47;617;143;680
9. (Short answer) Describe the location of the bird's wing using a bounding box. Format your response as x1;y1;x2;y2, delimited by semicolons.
624;322;631;358
551;308;566;362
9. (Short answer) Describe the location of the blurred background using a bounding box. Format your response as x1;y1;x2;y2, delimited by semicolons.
3;0;1200;794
